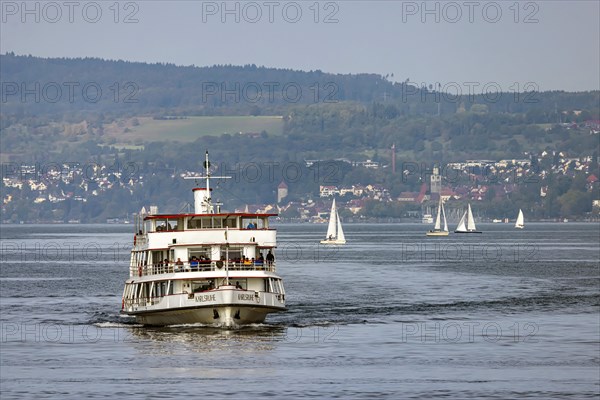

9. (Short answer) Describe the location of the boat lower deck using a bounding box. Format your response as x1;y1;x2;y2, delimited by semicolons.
122;283;286;326
126;303;285;326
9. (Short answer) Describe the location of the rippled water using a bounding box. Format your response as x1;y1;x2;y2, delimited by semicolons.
1;223;599;399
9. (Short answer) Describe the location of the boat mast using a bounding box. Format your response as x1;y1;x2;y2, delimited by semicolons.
204;151;211;212
225;226;230;285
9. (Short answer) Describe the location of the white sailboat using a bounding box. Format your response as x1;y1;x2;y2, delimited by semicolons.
515;209;525;229
454;203;482;233
320;199;346;244
426;198;449;236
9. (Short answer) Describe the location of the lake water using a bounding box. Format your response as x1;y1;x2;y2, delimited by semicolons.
1;223;599;399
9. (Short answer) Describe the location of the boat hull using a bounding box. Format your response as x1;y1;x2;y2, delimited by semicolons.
320;239;346;244
123;304;285;326
454;230;482;234
426;231;449;236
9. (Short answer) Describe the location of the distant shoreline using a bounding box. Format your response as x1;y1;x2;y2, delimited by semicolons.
2;219;599;226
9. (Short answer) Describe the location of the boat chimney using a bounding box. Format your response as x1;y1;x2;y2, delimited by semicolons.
193;188;212;214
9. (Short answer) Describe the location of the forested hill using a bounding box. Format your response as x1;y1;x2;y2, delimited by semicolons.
2;53;599;118
1;53;397;115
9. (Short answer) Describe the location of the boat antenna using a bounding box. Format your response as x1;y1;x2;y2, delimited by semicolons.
183;150;231;213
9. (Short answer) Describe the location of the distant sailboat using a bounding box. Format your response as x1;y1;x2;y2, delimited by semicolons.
426;198;449;236
321;199;346;244
515;209;524;229
454;203;482;233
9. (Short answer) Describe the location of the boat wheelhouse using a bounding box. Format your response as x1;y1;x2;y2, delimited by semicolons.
121;152;286;326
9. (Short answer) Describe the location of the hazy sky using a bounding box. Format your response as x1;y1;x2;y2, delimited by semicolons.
1;0;599;91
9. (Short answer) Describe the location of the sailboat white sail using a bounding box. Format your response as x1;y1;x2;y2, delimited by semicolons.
442;202;448;232
325;199;337;239
434;201;442;230
426;198;449;236
466;204;477;231
454;203;482;233
515;209;524;229
321;199;346;244
455;212;467;232
336;209;345;242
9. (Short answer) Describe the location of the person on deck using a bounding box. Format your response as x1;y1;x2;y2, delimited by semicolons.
255;254;264;266
175;258;184;272
266;250;274;267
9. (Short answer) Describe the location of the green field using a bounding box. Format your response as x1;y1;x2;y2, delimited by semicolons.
121;116;284;142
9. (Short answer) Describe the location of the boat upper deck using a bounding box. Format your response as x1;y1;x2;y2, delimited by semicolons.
131;212;279;279
131;259;277;278
133;212;277;250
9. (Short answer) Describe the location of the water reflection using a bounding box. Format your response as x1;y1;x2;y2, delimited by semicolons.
125;324;287;356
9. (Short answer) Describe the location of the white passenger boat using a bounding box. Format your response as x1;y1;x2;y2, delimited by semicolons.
121;151;286;326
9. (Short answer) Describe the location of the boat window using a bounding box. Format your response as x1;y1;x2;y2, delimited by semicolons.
245;217;267;229
167;280;174;295
232;278;247;289
189;247;211;261
220;246;243;261
155;219;175;232
154;281;168;297
191;280;213;293
187;217;200;229
151;251;163;265
174;218;183;231
224;218;237;228
242;218;261;229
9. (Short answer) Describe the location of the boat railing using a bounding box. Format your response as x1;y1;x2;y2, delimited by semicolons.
123;288;283;308
130;260;276;277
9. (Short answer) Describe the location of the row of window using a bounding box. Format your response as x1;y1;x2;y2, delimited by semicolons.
140;216;270;233
123;278;284;301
